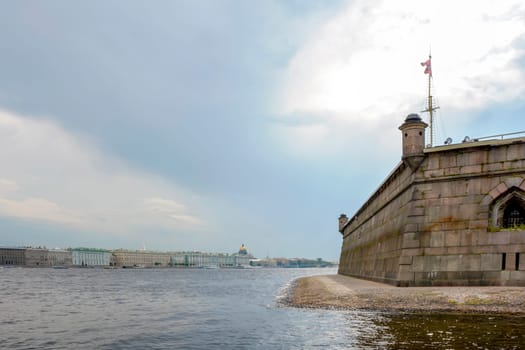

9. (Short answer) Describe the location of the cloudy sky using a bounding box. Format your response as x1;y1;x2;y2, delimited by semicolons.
0;0;524;260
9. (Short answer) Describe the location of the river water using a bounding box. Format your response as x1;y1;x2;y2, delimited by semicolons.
1;267;524;349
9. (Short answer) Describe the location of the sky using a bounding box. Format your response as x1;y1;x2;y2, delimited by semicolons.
0;0;524;261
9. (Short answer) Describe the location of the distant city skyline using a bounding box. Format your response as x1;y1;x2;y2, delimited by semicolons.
1;1;524;261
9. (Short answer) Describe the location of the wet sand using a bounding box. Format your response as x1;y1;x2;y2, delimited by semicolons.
290;274;525;314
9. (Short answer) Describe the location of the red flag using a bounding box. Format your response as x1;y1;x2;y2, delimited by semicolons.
420;59;432;76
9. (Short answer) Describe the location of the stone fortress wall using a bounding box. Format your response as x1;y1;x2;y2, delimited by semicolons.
338;114;525;286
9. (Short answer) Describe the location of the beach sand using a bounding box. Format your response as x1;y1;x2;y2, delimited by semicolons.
290;274;525;314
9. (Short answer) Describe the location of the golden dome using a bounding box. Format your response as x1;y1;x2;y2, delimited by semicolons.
238;244;247;255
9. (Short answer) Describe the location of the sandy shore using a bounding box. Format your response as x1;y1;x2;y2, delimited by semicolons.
289;274;525;315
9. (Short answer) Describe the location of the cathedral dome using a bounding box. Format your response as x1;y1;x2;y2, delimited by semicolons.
238;244;248;255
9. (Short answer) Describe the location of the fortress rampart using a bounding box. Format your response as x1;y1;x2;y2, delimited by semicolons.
338;115;525;286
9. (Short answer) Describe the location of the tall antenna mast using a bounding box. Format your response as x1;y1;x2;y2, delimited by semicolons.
420;53;439;147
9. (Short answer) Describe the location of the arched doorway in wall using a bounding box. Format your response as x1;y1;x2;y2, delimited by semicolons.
490;187;525;229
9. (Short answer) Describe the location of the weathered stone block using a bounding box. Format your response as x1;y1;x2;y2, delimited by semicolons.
413;273;433;285
427;156;440;170
488;147;507;163
480;253;501;271
463;194;485;205
507;145;523;161
440;155;457;168
441;196;463;206
489;187;503;200
466;180;482;195
424;247;447;255
430;231;445;247
442;221;468;231
419;232;431;246
424;169;444;178
404;223;418;232
401;248;423;256
462;255;481;271
482;271;504;282
483;162;504;172
403;232;417;240
427;206;441;220
442;255;457;271
469;219;487;230
412;256;426;272
509;271;525;280
460;231;477;246
446;246;472;255
506;253;516;271
398;256;413;265
505;177;524;189
505;159;524;170
461;165;482;174
510;231;525;244
445;232;460;247
489;232;510;245
397;270;415;282
468;151;488;165
441;181;468;197
402;239;420;249
449;270;483;280
500;270;511;281
488;177;504;190
409;207;425;216
398;264;412;273
456;153;468;167
477;232;490;245
458;203;479;219
481;195;493;206
444;167;461;176
496;182;509;194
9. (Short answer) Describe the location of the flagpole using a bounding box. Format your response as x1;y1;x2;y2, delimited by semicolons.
421;53;439;147
428;54;433;147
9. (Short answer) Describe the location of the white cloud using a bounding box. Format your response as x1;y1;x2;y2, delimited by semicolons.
144;197;201;225
276;0;525;154
0;197;84;225
0;178;19;193
0;110;205;233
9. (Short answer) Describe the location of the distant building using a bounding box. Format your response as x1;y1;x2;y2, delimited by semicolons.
25;248;49;267
171;251;252;268
48;249;72;266
111;250;172;267
72;248;110;267
0;247;25;266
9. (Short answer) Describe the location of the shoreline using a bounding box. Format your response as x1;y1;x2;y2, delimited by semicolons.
288;274;525;315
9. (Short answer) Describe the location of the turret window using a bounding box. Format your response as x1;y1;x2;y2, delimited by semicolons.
490;187;525;230
503;200;525;228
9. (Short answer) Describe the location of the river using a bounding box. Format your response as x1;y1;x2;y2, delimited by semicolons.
1;267;524;349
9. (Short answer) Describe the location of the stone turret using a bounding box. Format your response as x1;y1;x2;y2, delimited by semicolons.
338;214;348;233
399;113;428;171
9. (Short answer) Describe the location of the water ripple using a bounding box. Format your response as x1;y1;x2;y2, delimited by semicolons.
1;267;525;349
